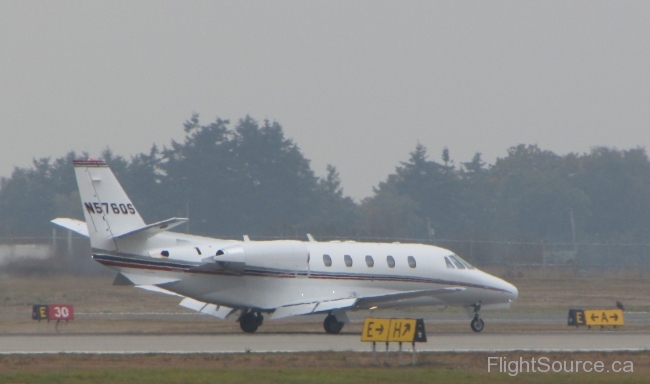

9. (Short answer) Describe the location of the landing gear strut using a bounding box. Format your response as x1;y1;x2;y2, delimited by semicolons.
323;313;344;334
240;311;264;333
470;303;484;333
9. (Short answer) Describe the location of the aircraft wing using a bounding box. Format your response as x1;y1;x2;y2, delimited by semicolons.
355;287;465;308
51;218;89;237
270;287;465;320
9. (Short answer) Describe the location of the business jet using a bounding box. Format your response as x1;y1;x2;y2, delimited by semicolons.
52;159;518;334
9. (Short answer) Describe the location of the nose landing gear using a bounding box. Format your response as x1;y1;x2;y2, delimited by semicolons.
470;303;484;333
470;315;485;332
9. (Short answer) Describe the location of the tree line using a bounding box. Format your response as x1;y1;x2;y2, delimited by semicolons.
2;114;649;265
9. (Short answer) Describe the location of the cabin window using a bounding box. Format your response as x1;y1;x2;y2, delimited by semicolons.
448;255;466;269
365;255;374;267
454;254;475;269
386;255;395;268
323;254;332;267
344;255;353;267
160;250;169;257
407;256;416;268
444;257;455;268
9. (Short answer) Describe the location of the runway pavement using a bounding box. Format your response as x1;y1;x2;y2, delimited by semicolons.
1;332;649;354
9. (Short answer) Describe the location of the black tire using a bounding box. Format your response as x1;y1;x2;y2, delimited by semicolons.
240;312;259;333
470;316;484;333
323;314;344;334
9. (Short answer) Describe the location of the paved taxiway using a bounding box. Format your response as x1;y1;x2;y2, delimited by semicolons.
2;332;649;354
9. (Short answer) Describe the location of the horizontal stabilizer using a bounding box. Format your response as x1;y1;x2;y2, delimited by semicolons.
51;218;89;237
113;217;188;239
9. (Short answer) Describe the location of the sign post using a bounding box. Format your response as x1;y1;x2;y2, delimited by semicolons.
412;341;416;366
398;342;403;366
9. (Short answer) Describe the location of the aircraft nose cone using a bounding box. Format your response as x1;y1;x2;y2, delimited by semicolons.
506;282;519;302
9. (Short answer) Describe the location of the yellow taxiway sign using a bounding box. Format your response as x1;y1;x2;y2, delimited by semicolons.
361;318;391;342
584;309;624;326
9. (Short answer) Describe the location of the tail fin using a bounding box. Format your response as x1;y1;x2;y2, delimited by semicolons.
73;159;146;251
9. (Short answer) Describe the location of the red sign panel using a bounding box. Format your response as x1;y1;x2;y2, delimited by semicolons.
47;304;74;320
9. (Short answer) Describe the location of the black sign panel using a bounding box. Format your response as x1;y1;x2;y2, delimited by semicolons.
32;304;49;320
413;318;427;342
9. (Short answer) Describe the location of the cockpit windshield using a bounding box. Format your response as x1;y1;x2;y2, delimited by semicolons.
448;255;465;269
449;254;475;269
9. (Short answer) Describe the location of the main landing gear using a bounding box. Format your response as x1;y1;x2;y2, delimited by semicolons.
323;313;344;334
470;303;484;333
471;315;485;332
239;311;264;333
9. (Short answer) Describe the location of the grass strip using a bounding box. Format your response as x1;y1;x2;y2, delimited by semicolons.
0;368;647;384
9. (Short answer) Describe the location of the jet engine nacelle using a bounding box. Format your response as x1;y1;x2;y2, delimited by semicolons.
208;240;309;272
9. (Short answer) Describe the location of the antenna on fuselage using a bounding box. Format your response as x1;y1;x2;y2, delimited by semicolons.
306;234;316;242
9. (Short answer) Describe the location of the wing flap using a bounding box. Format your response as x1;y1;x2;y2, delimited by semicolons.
179;297;207;311
314;298;358;313
203;305;236;319
199;304;232;319
271;302;319;319
136;287;236;319
179;298;237;319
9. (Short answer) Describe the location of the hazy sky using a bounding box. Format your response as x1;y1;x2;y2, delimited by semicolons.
1;1;649;199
